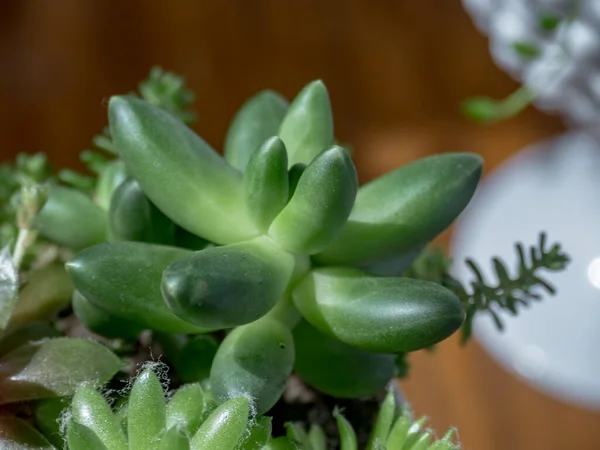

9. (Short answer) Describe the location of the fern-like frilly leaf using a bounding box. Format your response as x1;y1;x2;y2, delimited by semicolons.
404;232;570;343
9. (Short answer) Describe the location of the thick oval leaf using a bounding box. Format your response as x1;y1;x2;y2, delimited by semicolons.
67;423;109;450
279;80;334;166
71;385;127;450
314;153;483;267
189;396;249;450
108;178;176;244
292;268;465;353
34;184;107;250
0;416;55;449
162;237;294;329
109;95;256;244
34;397;70;449
224;90;289;172
243;137;289;232
166;383;206;436
72;291;145;340
210;317;294;415
0;246;18;331
128;369;166;450
269;146;357;255
94;159;128;211
66;242;207;334
0;337;123;404
10;264;73;325
293;320;395;398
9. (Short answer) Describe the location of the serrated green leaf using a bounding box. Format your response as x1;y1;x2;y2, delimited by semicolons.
210;316;294;415
71;386;127;450
0;416;55;449
109;95;256;245
0;337;123;404
166;383;206;436
162;237;294;329
34;184;107;250
314;153;482;268
189;396;249;450
269;145;357;255
224;90;289;172
279;80;334;166
293;320;395;398
66;242;208;334
243;137;289;232
333;408;357;450
293;268;465;353
128;369;167;450
0;246;18;332
67;423;109;450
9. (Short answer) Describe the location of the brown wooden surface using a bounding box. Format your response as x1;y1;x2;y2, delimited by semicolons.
1;1;598;449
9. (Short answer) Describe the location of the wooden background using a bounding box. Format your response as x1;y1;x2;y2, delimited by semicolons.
1;1;598;448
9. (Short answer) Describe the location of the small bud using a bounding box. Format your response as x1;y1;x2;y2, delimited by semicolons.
17;184;48;229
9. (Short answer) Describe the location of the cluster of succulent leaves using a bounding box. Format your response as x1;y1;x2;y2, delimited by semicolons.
0;67;569;449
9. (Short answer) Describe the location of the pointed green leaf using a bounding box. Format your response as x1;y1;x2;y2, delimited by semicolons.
0;337;123;404
71;386;127;450
308;424;327;450
210;317;294;414
269;146;357;254
224;90;289;172
72;291;145;339
189;396;249;450
159;427;190;450
108;178;176;244
333;408;357;450
292;268;465;353
402;417;427;450
385;413;411;449
67;423;109;450
238;416;272;450
66;242;208;333
166;383;206;436
0;246;18;331
34;397;70;449
243;137;289;232
279;80;334;166
162;237;294;329
94;159;128;210
176;335;219;383
10;264;73;325
407;432;432;450
34;184;107;250
0;416;55;449
293;320;395;398
366;388;396;450
128;369;166;450
314;153;482;267
109;95;256;244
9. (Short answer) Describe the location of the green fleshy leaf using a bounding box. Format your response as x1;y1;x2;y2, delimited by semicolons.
0;246;18;332
71;385;127;450
166;383;206;436
34;184;107;250
94;159;128;211
159;427;190;450
128;369;167;450
108;178;176;244
279;80;334;166
224;90;289;172
0;337;123;404
109;95;257;245
189;396;249;450
333;408;357;450
243;137;289;232
293;268;465;353
287;163;306;200
162;237;294;329
34;397;70;449
67;423;109;450
176;335;218;383
0;416;55;449
385;412;411;449
366;388;396;450
314;153;482;268
238;416;272;450
308;424;327;450
269;146;357;255
210;317;294;415
72;291;145;339
407;431;432;450
0;322;61;357
293;320;395;398
66;242;208;334
10;264;73;325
